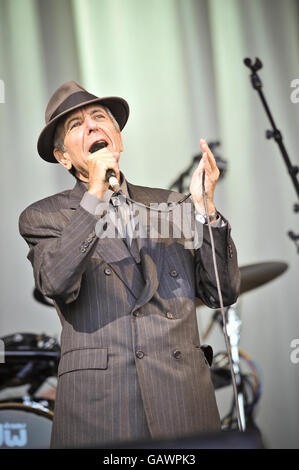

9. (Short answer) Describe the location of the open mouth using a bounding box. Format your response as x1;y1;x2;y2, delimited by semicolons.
89;140;108;154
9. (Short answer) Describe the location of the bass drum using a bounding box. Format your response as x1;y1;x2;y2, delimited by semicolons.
0;402;53;449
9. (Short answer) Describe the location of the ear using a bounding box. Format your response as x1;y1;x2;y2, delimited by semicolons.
53;148;72;170
117;131;124;153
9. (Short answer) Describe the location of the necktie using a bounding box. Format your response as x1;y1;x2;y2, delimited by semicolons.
111;194;141;263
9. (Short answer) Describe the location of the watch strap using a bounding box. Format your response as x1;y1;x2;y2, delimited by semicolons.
196;210;218;224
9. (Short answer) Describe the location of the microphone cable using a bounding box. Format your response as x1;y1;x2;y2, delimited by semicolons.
201;170;244;432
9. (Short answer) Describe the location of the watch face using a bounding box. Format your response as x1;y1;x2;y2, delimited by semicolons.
196;213;206;224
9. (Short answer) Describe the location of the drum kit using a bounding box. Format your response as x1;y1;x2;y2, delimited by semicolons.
198;260;288;431
0;260;288;447
0;333;59;448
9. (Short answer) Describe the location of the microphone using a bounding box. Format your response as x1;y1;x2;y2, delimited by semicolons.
89;141;120;192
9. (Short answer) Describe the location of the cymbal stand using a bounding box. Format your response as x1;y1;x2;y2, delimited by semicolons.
225;303;246;431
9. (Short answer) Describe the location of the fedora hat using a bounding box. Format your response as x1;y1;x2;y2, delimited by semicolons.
37;80;129;163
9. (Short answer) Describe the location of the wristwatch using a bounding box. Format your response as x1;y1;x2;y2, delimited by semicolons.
195;210;218;224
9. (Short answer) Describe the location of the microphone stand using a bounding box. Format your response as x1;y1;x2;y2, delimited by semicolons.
203;303;247;430
225;303;246;431
244;58;299;252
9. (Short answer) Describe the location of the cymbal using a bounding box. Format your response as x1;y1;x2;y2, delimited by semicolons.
239;261;288;295
199;261;288;341
196;260;288;307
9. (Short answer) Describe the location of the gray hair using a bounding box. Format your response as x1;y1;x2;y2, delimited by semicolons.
53;119;66;152
53;105;120;152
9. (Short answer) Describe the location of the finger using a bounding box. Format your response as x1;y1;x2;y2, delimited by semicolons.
88;155;120;180
112;158;121;181
88;150;114;161
203;145;216;169
104;159;120;178
200;139;217;169
107;155;120;181
88;152;119;169
202;152;212;172
197;153;212;174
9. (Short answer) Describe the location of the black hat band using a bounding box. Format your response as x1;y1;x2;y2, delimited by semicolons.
50;91;98;121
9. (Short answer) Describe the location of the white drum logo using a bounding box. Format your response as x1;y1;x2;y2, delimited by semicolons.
0;423;28;447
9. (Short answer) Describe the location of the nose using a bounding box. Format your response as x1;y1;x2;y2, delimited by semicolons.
84;115;98;134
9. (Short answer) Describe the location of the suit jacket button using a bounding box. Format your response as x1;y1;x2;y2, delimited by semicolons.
173;349;182;360
166;311;174;319
133;311;143;317
86;232;96;243
136;350;144;359
104;267;112;275
169;269;178;278
80;241;89;252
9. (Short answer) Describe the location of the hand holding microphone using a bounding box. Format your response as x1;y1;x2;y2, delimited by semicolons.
87;141;120;199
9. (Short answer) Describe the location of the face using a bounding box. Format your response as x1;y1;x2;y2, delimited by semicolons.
54;104;123;181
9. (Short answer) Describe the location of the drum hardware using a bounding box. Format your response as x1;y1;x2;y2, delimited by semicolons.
211;348;262;431
207;307;259;431
22;395;54;415
0;333;60;403
0;351;60;397
0;333;60;448
200;260;288;430
224;303;246;430
0;398;54;417
4;350;60;359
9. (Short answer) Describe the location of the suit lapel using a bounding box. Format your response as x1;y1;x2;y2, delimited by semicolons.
67;180;145;299
69;180;86;209
94;238;145;299
56;180;85;221
127;183;165;311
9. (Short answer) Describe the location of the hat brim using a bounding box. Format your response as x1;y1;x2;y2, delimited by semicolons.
37;96;129;163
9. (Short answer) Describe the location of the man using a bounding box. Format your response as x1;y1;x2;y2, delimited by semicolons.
19;81;240;448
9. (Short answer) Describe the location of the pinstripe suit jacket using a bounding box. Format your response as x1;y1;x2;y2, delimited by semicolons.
19;179;240;448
